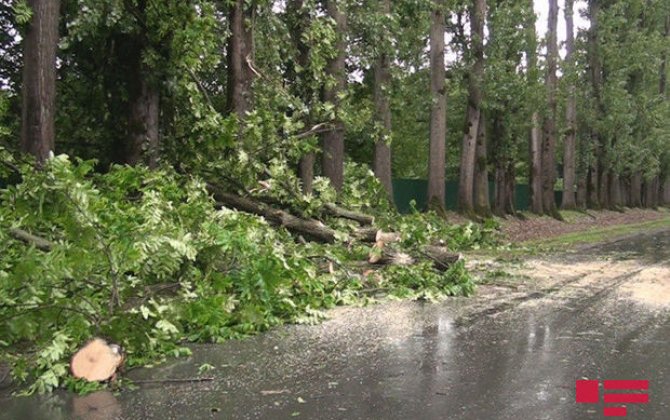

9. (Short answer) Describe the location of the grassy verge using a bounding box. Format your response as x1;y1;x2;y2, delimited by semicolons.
527;215;670;249
469;211;670;259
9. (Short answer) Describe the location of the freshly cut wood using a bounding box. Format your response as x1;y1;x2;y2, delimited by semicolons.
376;230;401;244
323;203;374;225
368;249;415;266
366;245;461;272
352;227;378;242
70;338;124;382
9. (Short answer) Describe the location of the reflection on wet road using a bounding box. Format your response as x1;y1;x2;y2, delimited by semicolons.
2;230;669;420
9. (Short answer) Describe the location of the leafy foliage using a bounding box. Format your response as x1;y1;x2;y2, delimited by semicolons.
0;152;487;393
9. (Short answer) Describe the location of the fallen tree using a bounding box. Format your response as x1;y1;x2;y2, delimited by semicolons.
210;185;388;244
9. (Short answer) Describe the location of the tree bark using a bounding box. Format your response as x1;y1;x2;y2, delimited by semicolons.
526;0;542;214
660;15;669;99
473;110;490;216
427;1;447;208
561;0;577;210
8;228;54;252
630;172;642;207
287;0;315;193
642;178;655;208
541;0;559;217
372;0;394;201
214;190;339;242
491;113;515;216
226;0;254;118
458;0;486;215
127;69;160;167
321;0;347;192
661;177;670;206
20;0;61;166
587;165;599;208
587;0;605;210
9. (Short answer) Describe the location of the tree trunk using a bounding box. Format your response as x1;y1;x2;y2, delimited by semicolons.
587;165;599;208
609;173;621;208
372;0;394;201
660;15;669;99
642;178;654;208
287;0;315;193
226;0;254;118
526;0;542;214
321;0;347;192
630;172;642;207
473;111;490;216
428;0;447;209
598;167;610;209
576;177;587;208
491;112;514;216
661;177;670;206
561;0;577;210
427;1;447;208
458;0;486;215
127;70;160;167
541;0;559;217
20;0;61;166
588;0;605;210
529;112;543;213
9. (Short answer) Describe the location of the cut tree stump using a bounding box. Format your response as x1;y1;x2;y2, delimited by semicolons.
70;338;124;382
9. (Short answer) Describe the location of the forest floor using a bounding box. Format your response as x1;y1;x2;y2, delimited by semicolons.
2;220;669;419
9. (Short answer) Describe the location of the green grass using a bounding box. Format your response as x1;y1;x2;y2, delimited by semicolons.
468;212;670;260
527;216;670;249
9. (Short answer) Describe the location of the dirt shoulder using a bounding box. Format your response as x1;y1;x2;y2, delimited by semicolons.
465;221;670;325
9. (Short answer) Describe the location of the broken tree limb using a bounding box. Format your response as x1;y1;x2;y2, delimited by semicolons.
8;228;54;251
421;246;463;271
323;203;374;225
208;185;397;244
214;191;339;243
366;245;461;272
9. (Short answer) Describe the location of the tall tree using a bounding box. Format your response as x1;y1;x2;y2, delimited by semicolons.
372;0;394;201
21;0;61;165
226;0;255;118
427;0;447;209
561;0;577;209
587;0;609;209
321;0;347;191
661;14;670;205
473;111;490;215
541;0;559;217
527;0;543;214
287;0;315;193
458;0;486;215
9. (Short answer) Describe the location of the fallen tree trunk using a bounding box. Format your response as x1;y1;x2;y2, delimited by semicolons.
8;228;54;251
210;186;392;244
323;203;374;225
214;190;339;243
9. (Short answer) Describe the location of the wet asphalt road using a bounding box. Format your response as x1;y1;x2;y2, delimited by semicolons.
1;230;669;420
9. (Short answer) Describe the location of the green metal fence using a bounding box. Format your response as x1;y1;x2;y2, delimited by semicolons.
392;179;563;213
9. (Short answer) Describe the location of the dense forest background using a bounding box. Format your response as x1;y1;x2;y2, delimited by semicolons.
0;0;669;393
1;0;669;214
